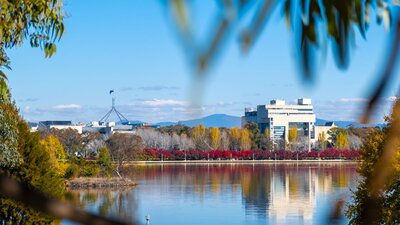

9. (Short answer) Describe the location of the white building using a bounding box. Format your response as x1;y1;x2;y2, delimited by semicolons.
314;122;336;142
242;98;334;151
38;121;84;134
83;121;139;135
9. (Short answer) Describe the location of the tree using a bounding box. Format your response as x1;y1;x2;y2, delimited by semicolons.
240;128;251;150
230;127;241;150
97;147;114;177
336;132;349;149
220;130;230;150
244;122;262;149
0;0;64;64
0;103;20;168
348;134;363;150
157;124;191;136
329;127;349;149
289;124;298;143
0;111;65;224
209;127;221;149
40;135;68;176
191;124;212;150
42;128;83;157
0;65;10;103
178;133;195;150
288;124;298;150
259;129;273;151
106;133;143;177
318;131;327;150
346;124;400;224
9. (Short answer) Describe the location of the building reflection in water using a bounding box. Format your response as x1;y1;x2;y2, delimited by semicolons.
240;163;357;224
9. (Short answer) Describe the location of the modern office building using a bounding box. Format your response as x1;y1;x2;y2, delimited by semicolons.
242;98;324;151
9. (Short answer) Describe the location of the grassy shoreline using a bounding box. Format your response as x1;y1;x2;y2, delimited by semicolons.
66;177;136;189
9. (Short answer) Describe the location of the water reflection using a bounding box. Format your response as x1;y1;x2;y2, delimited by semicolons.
66;189;140;224
65;163;358;225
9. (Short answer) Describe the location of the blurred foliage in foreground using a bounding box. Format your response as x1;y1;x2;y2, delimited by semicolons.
346;98;400;224
0;98;65;224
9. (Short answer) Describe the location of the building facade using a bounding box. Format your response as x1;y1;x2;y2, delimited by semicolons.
242;98;325;151
38;121;84;134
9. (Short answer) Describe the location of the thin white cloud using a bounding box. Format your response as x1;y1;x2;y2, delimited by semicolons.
52;104;82;110
142;99;189;107
338;98;368;103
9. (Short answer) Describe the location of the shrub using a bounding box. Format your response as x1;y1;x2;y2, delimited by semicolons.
79;165;100;177
141;148;361;160
64;163;80;179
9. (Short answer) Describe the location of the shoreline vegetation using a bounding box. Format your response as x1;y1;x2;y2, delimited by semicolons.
66;177;136;189
137;148;361;161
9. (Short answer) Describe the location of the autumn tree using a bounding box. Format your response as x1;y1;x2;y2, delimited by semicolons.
40;135;68;176
209;127;221;149
337;132;349;149
240;128;251;150
288;124;298;150
191;124;212;150
318;131;327;150
0;109;65;224
230;127;241;150
106;133;143;177
42;128;83;157
329;128;349;149
346;122;400;224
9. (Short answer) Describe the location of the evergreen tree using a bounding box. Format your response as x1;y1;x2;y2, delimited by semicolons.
244;122;262;149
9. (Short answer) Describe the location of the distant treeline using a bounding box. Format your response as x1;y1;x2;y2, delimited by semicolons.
35;123;378;177
40;123;377;160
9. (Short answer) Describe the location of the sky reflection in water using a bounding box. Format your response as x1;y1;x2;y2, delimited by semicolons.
65;162;358;225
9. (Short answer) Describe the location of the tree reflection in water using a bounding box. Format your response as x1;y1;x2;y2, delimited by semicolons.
67;188;139;225
67;163;358;225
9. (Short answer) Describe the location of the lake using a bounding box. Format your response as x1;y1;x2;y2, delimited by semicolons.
64;162;359;225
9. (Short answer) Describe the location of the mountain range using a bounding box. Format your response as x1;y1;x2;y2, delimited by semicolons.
151;114;382;128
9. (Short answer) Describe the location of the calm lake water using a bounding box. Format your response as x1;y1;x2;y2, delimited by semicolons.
65;162;359;225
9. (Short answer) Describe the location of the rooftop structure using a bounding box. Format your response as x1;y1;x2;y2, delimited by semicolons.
99;96;129;125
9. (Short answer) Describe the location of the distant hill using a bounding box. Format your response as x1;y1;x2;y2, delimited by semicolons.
179;114;241;128
155;114;242;128
316;118;383;128
155;121;177;127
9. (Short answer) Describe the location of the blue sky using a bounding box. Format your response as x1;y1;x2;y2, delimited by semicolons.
6;1;400;124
